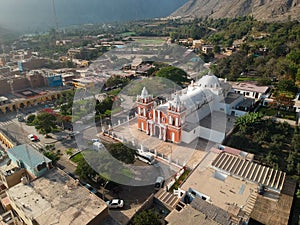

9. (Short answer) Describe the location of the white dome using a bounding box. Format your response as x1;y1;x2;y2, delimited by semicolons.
197;74;220;88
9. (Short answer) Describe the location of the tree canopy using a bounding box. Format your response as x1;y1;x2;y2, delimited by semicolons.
131;210;161;225
155;66;189;86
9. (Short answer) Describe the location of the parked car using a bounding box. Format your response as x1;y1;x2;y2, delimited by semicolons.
66;172;77;180
28;134;39;142
91;138;100;143
84;183;98;194
70;131;80;138
106;199;124;209
154;176;164;190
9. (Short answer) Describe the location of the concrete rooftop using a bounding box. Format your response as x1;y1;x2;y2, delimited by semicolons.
180;151;257;212
7;168;107;225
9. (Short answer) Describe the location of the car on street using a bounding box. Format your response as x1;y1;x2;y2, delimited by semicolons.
106;199;124;209
154;176;165;190
84;183;98;194
70;131;80;138
28;134;39;142
66;172;77;180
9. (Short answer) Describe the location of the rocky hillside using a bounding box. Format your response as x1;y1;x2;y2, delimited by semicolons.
171;0;300;22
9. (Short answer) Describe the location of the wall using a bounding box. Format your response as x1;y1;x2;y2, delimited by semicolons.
47;75;63;87
186;103;211;124
87;207;109;225
0;80;12;95
232;110;247;117
182;129;198;144
27;74;46;89
5;168;26;188
198;126;225;143
12;77;30;92
6;193;34;225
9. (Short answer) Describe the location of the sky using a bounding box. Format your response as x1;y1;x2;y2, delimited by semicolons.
0;0;187;32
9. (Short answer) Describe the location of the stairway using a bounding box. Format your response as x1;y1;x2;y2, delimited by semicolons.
244;191;258;216
154;189;180;211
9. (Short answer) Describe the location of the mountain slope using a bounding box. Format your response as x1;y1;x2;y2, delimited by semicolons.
171;0;300;22
0;0;188;32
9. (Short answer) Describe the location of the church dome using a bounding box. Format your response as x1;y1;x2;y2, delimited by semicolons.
196;73;220;88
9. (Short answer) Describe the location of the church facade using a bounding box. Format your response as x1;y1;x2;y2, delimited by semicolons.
136;73;250;144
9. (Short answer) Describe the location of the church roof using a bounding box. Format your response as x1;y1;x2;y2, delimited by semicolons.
196;74;220;88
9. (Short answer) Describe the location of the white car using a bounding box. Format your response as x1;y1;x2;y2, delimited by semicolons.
106;199;124;209
28;134;39;142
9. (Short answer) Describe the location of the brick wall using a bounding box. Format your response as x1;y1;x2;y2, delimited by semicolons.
0;80;12;96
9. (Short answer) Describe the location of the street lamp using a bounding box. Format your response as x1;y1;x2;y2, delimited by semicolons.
102;180;109;200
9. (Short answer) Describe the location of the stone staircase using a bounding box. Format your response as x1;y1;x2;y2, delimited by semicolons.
244;191;258;216
154;189;180;211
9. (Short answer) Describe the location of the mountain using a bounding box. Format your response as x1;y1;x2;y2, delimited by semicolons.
0;26;17;43
0;0;187;32
171;0;300;22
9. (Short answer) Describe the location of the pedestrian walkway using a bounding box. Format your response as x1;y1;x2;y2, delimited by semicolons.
0;121;14;127
29;142;44;151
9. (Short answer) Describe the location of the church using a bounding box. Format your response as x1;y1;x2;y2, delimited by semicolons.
136;73;252;144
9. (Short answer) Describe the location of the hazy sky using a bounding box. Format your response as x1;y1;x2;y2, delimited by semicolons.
0;0;187;32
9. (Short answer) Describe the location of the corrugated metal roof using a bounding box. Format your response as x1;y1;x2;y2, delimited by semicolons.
8;144;51;168
211;152;285;192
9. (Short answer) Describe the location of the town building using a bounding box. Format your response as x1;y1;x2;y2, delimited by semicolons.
136;73;252;144
7;144;52;179
201;45;213;54
5;168;108;225
293;92;300;113
229;82;270;101
0;145;109;225
157;145;295;225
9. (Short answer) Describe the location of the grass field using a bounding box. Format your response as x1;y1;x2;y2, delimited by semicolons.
70;152;83;164
257;106;296;120
134;38;165;45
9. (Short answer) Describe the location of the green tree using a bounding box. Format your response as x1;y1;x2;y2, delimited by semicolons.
95;96;114;115
156;66;189;86
106;143;135;164
75;157;97;180
26;114;36;124
43;151;60;165
277;79;297;94
292;133;300;152
33;111;57;134
131;210;161;225
105;76;129;88
235;112;263;133
286;49;300;64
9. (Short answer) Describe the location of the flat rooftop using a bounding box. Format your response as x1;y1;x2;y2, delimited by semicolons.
165;204;219;225
6;168;107;225
230;82;269;94
180;151;258;212
224;92;242;104
250;190;294;225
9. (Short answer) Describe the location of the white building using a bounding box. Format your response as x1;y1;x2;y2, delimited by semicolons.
229;82;270;101
137;72;250;144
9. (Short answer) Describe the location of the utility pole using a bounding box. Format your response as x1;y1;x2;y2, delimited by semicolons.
51;0;60;42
